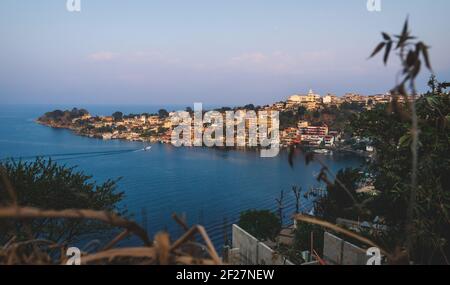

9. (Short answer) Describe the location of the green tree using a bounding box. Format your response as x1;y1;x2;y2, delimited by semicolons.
294;223;324;255
244;104;255;110
350;89;450;264
358;18;449;263
112;111;123;121
238;210;281;241
313;110;321;119
297;106;307;118
315;168;366;222
0;159;126;244
157;127;169;134
158;109;169;119
279;110;297;130
141;129;156;138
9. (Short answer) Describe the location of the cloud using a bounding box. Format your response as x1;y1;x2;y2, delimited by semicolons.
228;51;309;74
231;52;268;64
88;51;119;62
128;50;181;65
87;50;182;66
226;50;365;75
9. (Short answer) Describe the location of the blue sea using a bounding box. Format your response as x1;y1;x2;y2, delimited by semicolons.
0;104;364;249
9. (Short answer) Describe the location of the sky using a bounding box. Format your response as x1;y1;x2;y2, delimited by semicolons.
0;0;449;106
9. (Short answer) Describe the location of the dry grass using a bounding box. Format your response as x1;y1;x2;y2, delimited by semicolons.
0;206;222;265
0;163;222;265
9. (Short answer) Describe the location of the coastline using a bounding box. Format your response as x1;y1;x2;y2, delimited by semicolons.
35;118;372;158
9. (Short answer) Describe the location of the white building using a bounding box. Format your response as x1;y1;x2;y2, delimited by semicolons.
323;95;332;104
288;89;321;104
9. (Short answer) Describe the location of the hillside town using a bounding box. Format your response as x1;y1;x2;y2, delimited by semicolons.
37;90;398;155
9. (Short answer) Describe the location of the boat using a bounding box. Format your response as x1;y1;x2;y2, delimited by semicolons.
313;149;331;155
144;146;152;151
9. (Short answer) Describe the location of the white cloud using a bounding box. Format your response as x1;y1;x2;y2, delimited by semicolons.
88;51;119;62
179;50;376;78
226;50;356;75
231;52;268;64
87;50;181;66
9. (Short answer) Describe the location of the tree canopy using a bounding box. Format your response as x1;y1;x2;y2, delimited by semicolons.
238;210;281;241
0;159;126;245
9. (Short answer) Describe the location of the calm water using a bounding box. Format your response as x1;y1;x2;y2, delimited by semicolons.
0;104;364;249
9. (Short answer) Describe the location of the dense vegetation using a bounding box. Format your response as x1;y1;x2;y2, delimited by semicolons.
238;210;281;241
311;18;450;264
279;105;359;131
352;85;449;264
38;108;89;126
0;159;126;245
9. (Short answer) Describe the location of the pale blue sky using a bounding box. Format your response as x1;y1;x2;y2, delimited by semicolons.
1;0;449;105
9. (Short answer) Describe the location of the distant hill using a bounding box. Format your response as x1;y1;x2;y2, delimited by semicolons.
37;108;89;127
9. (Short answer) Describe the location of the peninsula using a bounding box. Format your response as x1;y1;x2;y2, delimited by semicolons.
37;91;394;153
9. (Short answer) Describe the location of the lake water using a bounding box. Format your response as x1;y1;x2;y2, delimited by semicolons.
0;104;364;249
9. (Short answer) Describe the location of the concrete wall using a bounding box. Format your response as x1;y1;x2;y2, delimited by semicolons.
230;224;293;265
323;232;369;265
231;224;259;264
